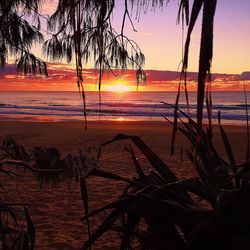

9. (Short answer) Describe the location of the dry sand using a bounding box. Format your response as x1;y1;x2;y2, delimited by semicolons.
0;120;248;249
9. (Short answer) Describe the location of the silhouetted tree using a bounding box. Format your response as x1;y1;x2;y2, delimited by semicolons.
0;0;47;75
0;0;217;126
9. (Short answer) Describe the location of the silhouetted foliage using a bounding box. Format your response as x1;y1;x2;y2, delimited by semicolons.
0;136;97;249
81;110;250;250
0;0;48;76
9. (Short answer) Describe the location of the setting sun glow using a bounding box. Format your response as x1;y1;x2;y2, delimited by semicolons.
105;83;133;92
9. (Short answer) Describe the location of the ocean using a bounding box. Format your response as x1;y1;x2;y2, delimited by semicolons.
0;91;249;125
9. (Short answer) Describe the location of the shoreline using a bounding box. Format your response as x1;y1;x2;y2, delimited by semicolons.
0;118;248;126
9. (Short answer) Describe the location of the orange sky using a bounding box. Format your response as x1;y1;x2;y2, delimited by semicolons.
0;63;249;92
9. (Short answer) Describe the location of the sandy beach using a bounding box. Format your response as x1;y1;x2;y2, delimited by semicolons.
0;120;249;249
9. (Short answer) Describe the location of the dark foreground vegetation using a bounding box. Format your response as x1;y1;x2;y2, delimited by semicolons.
1;108;250;250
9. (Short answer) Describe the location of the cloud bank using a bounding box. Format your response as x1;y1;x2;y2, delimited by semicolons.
0;64;249;91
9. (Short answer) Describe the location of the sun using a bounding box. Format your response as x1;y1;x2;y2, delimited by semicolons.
105;80;134;92
105;83;133;92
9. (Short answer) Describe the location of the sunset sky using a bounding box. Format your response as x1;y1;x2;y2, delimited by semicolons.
0;0;249;91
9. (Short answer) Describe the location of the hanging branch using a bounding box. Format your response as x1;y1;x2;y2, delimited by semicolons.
41;0;190;125
72;0;87;128
0;0;47;76
43;0;146;126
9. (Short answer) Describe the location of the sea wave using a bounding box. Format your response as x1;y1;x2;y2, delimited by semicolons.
0;91;250;123
0;103;249;121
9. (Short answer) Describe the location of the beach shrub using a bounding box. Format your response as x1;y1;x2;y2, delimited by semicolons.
0;136;97;249
0;138;35;250
80;110;250;250
0;202;35;250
